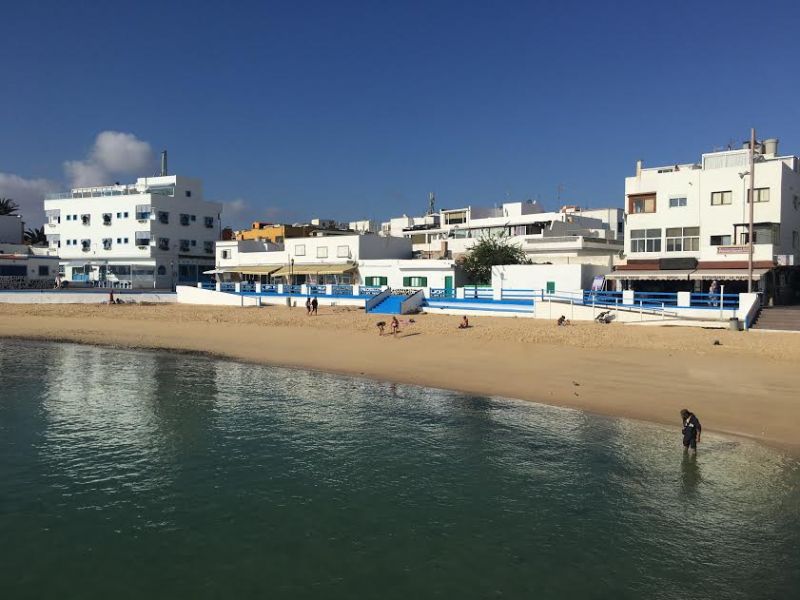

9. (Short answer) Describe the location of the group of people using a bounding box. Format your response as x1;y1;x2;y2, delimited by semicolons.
305;297;319;316
376;316;401;336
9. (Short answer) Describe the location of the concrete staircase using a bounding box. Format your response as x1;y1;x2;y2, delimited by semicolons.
367;294;406;315
751;306;800;331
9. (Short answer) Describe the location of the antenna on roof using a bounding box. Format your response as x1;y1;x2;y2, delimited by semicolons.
427;192;436;215
160;150;168;176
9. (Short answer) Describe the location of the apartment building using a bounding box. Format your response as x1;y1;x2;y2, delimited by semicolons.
381;200;624;267
43;174;222;289
615;138;800;299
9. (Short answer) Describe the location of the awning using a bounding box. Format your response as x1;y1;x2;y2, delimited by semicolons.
690;268;770;281
271;263;356;276
606;270;693;281
203;265;282;275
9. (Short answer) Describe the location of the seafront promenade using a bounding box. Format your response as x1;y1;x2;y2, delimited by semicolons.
1;302;799;450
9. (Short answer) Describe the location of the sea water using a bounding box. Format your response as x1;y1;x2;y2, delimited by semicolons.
0;340;798;599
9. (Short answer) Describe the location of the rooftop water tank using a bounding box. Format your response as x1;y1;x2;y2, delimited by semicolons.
763;138;779;156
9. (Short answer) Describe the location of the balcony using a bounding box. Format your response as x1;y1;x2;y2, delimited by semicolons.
135;238;151;247
81;215;91;226
102;213;112;226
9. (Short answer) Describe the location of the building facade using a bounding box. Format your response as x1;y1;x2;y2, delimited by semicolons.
617;139;800;300
381;201;624;267
44;175;222;289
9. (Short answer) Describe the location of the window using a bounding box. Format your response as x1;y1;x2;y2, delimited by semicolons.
629;194;656;214
124;237;129;244
157;265;167;276
629;229;661;253
180;213;190;226
116;238;122;244
665;227;699;252
295;244;306;256
102;238;112;250
317;246;328;258
158;211;169;224
136;205;151;220
204;216;214;228
737;223;780;245
190;215;196;222
38;265;50;276
185;190;192;197
364;276;388;286
204;241;214;254
793;231;799;250
124;211;129;218
794;195;799;211
444;211;467;225
81;214;91;225
747;187;770;203
710;235;732;246
81;239;91;251
221;250;231;259
116;212;122;219
402;276;428;287
669;197;687;208
711;191;732;205
179;239;190;252
157;237;170;251
337;245;350;258
191;240;197;246
102;213;112;225
66;215;71;221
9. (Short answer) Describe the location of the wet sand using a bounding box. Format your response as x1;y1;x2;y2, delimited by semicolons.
1;303;799;450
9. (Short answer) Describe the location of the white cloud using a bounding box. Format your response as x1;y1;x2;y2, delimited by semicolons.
0;172;58;228
63;131;155;188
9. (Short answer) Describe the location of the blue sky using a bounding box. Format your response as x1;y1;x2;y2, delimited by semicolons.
2;0;800;228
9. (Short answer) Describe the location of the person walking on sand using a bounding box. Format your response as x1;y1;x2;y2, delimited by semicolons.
311;296;318;315
391;316;400;336
680;409;702;452
376;321;386;336
305;297;312;315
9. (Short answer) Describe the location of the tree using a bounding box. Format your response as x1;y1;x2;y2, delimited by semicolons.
24;226;48;246
0;197;20;216
459;235;530;285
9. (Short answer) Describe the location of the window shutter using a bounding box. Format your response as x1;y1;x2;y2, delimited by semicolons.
403;277;411;286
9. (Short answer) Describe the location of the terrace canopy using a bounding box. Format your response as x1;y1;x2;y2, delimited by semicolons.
271;263;356;276
203;265;283;275
606;270;693;281
689;269;770;281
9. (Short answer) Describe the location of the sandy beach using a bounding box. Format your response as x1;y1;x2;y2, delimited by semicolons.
1;302;799;450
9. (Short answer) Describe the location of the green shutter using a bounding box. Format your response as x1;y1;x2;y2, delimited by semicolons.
380;276;388;286
403;277;411;286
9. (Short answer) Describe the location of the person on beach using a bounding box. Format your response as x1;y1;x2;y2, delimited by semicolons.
557;315;570;326
391;316;400;336
680;409;702;452
311;297;318;315
458;316;470;329
108;290;114;305
305;297;312;315
709;280;719;306
376;321;386;336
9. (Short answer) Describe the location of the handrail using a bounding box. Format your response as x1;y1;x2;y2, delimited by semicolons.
365;287;392;311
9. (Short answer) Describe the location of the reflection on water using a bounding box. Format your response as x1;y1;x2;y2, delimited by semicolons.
0;340;798;599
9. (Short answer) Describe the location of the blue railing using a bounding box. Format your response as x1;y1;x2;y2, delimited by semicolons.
199;281;216;290
72;274;89;282
332;284;354;296
240;282;256;293
359;286;383;296
691;293;739;310
220;282;236;292
463;286;493;299
429;288;456;298
308;284;327;295
502;288;537;300
261;284;279;294
284;284;301;295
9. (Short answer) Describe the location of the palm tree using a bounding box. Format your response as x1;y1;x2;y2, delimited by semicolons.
0;197;20;216
24;226;48;246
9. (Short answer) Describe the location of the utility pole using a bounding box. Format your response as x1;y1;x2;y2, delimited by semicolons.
747;128;756;293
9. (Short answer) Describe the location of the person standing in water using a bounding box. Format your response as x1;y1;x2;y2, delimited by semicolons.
680;409;702;452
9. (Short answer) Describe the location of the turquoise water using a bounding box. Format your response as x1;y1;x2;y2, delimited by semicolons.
1;340;798;599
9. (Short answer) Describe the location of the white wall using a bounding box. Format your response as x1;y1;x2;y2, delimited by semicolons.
0;291;176;303
358;259;457;288
492;264;609;292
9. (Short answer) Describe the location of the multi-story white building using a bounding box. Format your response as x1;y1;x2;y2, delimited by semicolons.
381;200;624;267
44;175;222;289
615;138;800;300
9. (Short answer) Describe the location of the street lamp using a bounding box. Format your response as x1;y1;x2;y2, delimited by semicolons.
746;128;756;293
290;258;294;285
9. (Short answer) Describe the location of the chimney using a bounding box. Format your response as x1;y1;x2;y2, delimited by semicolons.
160;150;168;176
635;159;642;177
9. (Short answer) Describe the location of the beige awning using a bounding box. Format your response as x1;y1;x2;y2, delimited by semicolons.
606;270;693;281
203;265;282;275
690;268;770;281
271;263;356;276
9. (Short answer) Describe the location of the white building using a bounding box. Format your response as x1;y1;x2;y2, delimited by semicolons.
0;215;60;289
616;138;800;300
213;232;464;288
381;200;624;267
44;175;222;289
